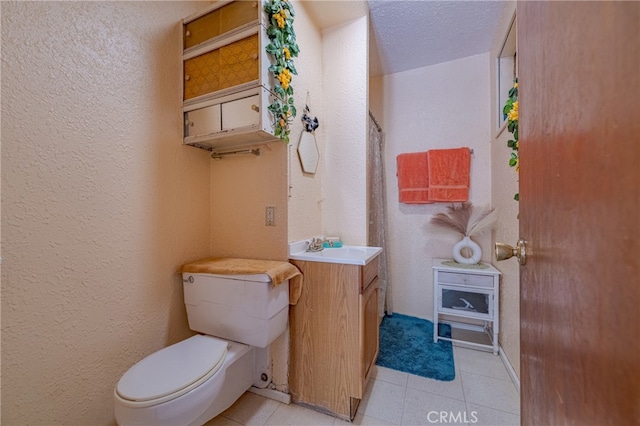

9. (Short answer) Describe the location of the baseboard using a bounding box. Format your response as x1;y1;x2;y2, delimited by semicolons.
248;386;291;404
498;346;520;393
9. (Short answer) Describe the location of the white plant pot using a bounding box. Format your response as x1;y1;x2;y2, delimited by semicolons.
453;236;482;264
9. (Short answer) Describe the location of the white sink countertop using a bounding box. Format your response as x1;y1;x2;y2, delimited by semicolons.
288;240;382;266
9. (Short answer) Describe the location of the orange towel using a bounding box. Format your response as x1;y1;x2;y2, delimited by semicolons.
396;152;433;204
427;148;471;202
181;257;303;305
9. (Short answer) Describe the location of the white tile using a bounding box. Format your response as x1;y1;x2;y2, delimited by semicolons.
265;403;337;426
220;392;281;426
455;347;510;380
465;403;520;426
358;379;406;424
347;412;397;425
460;372;520;415
406;371;465;401
401;387;469;426
204;416;244;426
370;365;409;387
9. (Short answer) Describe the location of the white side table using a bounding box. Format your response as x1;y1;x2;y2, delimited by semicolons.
432;258;501;354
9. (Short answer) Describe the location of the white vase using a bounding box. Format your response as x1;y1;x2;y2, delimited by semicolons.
453;236;482;264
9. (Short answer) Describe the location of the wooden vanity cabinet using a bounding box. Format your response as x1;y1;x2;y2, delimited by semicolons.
289;255;380;421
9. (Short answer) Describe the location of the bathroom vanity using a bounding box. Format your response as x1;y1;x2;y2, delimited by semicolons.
289;247;381;421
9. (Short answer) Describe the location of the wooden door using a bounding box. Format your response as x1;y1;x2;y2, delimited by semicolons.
518;2;640;425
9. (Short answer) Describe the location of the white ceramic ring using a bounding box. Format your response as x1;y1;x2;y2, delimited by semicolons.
453;236;482;264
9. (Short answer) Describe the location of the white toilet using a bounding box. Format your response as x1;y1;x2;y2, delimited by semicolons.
114;269;290;426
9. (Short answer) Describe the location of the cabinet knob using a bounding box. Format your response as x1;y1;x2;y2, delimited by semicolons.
251;104;259;112
184;75;190;81
185;119;194;126
185;30;191;37
253;54;259;60
252;2;258;8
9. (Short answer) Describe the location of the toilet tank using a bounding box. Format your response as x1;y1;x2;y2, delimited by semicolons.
181;272;289;348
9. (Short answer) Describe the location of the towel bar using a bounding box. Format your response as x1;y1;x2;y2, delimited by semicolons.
211;148;261;160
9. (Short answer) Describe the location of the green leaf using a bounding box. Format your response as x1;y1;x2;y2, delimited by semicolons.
267;26;278;37
514;193;519;201
266;44;279;54
290;105;297;117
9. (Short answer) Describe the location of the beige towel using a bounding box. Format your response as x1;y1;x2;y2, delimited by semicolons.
181;257;303;305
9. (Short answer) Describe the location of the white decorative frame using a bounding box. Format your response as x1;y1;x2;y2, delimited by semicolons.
496;13;517;132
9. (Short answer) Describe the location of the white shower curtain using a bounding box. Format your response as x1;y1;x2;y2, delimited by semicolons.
367;112;392;317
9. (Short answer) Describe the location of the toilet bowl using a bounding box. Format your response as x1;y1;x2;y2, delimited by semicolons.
114;266;290;426
114;335;254;426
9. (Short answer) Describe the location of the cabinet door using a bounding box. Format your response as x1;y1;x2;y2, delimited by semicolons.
360;276;379;395
184;1;259;50
438;284;493;320
184;103;222;138
183;34;259;101
221;95;260;130
219;34;259;92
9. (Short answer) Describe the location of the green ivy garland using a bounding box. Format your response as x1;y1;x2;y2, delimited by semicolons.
503;79;519;201
264;0;300;143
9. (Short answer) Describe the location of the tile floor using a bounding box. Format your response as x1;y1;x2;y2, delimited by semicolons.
206;345;520;426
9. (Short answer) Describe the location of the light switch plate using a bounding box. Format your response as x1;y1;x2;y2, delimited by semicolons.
265;205;276;226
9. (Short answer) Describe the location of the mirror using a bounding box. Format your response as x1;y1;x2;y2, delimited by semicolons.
297;131;319;174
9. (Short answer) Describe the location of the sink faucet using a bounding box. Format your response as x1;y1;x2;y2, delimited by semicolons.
306;238;324;252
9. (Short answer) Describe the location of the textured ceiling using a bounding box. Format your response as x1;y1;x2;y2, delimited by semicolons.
301;0;510;76
369;1;509;75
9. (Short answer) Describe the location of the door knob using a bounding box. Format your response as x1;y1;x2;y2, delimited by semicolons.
495;239;527;265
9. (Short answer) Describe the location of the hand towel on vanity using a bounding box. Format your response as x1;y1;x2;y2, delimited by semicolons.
396;151;433;204
181;257;303;305
427;148;471;202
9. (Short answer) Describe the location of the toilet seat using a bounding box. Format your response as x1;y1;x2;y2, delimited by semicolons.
115;335;228;408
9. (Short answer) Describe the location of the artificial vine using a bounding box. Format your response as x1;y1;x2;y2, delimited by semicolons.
264;0;300;143
503;79;519;201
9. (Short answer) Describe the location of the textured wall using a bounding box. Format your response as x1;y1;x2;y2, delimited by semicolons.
321;17;369;245
286;1;324;243
1;2;209;424
375;54;493;320
490;2;520;379
287;11;369;246
209;142;288;261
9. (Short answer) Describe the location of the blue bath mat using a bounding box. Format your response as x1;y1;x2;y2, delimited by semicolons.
376;314;455;381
